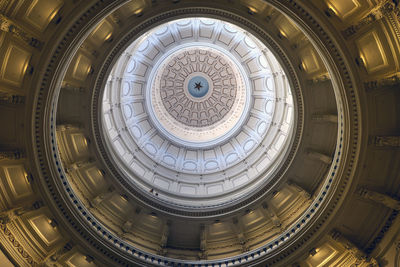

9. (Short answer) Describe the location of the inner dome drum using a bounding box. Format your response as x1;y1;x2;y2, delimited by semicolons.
101;17;295;208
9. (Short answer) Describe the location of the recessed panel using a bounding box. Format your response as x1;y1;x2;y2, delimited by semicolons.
3;164;32;199
72;54;92;81
1;44;30;86
356;31;387;73
326;0;360;18
29;215;61;246
25;0;63;30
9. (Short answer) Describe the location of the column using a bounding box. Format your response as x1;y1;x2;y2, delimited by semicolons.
232;218;249;252
199;224;207;259
157;220;170;256
329;230;378;266
261;202;283;230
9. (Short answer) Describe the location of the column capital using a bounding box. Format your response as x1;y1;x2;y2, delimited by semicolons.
329;229;367;263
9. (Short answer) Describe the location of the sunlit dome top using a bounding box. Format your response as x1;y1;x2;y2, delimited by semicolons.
102;18;295;208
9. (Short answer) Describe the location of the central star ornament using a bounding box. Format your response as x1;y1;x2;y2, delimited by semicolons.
194;82;203;91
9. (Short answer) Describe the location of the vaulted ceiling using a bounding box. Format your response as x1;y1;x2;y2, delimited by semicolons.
0;0;399;266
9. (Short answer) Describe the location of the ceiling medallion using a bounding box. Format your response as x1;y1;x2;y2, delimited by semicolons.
188;76;208;98
151;45;246;145
160;48;237;128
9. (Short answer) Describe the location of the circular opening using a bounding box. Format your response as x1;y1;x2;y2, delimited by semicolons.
187;75;210;98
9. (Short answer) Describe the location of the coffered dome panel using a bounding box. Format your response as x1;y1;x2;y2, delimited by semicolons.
151;46;246;143
159;49;237;127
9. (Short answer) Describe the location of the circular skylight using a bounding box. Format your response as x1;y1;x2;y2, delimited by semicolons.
187;75;209;99
101;18;295;208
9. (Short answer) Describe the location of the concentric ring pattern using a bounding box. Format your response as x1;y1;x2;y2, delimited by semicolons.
159;48;237;127
101;18;295;207
25;0;380;265
152;45;246;143
5;0;400;266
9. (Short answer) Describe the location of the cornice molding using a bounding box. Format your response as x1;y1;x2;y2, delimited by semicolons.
0;223;38;266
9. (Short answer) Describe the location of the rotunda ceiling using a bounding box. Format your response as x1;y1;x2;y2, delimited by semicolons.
3;0;400;266
33;0;365;265
101;18;295;208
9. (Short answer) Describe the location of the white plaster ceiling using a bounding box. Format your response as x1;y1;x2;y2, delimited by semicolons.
101;18;295;207
152;46;247;144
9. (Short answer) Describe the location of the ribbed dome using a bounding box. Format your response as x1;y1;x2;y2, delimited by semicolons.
101;18;295;208
157;48;239;128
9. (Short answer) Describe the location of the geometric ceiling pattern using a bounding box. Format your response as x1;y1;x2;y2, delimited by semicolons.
0;0;399;266
102;18;294;207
